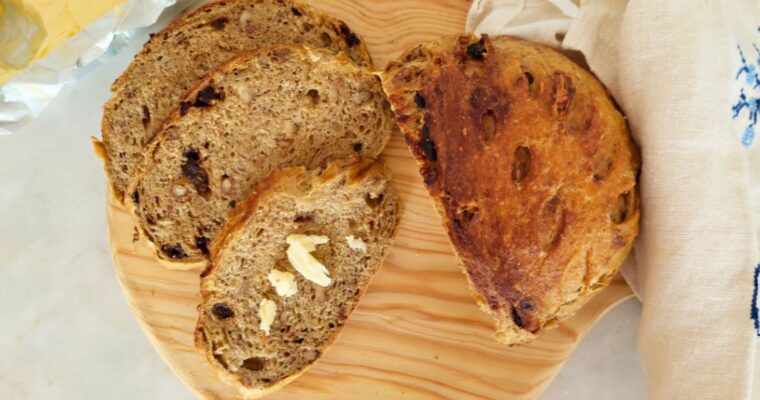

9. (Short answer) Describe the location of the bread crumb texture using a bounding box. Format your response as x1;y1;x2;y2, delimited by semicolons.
195;158;399;392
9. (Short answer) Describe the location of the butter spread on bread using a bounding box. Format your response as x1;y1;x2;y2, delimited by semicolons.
196;158;399;396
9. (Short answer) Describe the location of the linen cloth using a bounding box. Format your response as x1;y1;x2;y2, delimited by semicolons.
467;1;760;398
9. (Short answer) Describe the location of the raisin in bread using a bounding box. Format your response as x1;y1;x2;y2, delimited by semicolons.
382;34;640;345
195;157;399;397
127;44;395;268
100;0;371;200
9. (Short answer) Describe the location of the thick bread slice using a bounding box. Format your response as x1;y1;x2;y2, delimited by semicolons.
382;34;640;345
127;44;395;268
195;157;399;397
101;0;372;199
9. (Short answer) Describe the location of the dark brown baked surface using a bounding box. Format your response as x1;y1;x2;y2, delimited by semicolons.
382;34;640;345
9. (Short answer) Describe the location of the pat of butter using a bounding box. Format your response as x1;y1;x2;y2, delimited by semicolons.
345;235;367;252
286;234;331;287
267;269;297;297
258;298;276;336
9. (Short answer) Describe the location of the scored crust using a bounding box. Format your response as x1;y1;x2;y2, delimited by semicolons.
100;0;372;200
126;44;395;269
195;157;400;397
382;34;640;345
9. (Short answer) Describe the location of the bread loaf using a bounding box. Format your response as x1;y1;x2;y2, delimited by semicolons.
382;34;640;345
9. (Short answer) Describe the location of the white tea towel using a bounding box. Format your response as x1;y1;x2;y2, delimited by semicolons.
468;1;760;399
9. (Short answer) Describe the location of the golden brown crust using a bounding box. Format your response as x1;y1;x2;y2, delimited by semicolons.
382;34;640;345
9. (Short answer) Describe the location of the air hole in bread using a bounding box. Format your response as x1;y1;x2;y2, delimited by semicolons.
293;212;314;223
511;146;532;184
414;91;426;108
353;142;363;152
210;17;228;30
611;191;633;224
161;243;187;259
466;37;487;61
306;89;320;106
184;149;200;161
338;23;361;47
481;110;496;143
291;7;302;16
365;193;384;208
241;357;266;371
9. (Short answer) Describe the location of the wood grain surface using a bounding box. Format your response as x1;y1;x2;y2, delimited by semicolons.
107;1;634;399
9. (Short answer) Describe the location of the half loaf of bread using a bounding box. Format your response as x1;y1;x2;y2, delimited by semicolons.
382;34;640;345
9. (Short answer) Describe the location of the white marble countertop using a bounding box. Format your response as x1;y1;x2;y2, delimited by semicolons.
0;21;645;400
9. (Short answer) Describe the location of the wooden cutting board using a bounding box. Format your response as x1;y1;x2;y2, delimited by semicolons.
107;1;634;399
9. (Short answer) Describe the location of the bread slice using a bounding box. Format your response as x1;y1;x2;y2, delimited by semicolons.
381;34;640;345
195;157;399;397
101;0;372;200
127;44;395;268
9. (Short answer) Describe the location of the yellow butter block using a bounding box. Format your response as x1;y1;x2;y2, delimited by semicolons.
0;0;127;84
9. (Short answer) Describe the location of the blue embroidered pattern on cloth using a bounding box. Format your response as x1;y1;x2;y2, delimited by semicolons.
732;28;760;148
753;264;760;335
